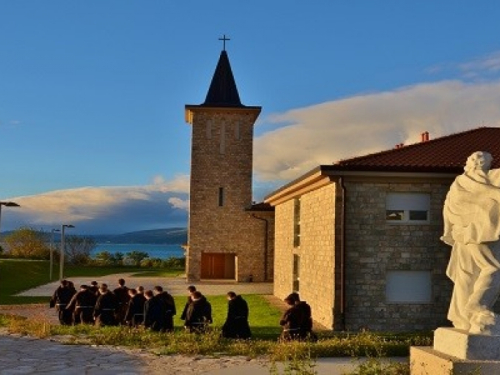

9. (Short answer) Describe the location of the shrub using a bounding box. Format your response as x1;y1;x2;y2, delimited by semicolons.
140;259;154;268
110;252;124;265
3;227;50;259
94;251;114;265
162;257;185;268
126;251;149;266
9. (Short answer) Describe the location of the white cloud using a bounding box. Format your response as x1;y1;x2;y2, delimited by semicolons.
460;52;500;77
254;80;500;181
168;197;190;210
3;177;189;234
151;174;190;193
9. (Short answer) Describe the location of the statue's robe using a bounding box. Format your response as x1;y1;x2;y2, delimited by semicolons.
442;168;500;331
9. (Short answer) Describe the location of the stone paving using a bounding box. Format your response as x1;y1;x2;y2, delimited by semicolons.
15;273;274;298
0;329;270;374
0;330;407;375
0;329;387;375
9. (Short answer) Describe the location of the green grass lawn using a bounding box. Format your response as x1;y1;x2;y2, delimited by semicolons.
0;260;280;331
0;259;52;304
1;259;283;337
172;294;283;338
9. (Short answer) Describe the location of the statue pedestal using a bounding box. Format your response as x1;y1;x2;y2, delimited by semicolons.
410;328;500;374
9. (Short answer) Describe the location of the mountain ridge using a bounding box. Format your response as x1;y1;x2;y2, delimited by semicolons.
90;228;187;245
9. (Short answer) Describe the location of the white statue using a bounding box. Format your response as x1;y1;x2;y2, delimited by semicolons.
441;151;500;335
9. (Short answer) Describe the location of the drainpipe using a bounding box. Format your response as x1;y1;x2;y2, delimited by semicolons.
339;177;347;331
252;214;269;281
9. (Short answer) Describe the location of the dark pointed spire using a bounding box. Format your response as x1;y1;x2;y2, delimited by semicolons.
202;50;243;107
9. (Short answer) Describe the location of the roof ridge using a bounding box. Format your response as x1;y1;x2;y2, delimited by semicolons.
335;126;495;165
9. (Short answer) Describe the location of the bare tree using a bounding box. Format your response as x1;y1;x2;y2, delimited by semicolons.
64;235;96;264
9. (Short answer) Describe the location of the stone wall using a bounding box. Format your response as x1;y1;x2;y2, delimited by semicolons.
187;108;272;282
273;184;336;329
273;200;295;297
343;179;454;331
299;184;336;329
273;176;456;332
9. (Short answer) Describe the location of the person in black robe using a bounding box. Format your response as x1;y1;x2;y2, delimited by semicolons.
279;294;304;341
143;290;167;332
153;286;176;332
125;289;145;327
66;284;97;324
49;279;76;325
184;291;212;333
113;278;130;325
180;285;197;321
287;292;317;341
94;283;118;326
89;281;99;297
222;291;251;339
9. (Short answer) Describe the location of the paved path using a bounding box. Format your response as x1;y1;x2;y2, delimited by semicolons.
15;273;274;298
0;330;267;374
0;330;407;374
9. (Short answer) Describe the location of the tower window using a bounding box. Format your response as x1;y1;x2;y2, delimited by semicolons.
218;187;224;206
235;121;240;140
206;120;212;139
220;124;226;154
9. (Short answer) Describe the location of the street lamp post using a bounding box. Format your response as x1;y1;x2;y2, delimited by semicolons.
0;201;20;234
59;224;75;280
50;228;60;280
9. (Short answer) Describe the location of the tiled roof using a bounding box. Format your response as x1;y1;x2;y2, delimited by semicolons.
331;127;500;173
202;50;243;107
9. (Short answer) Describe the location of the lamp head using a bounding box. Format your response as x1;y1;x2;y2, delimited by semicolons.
0;202;20;207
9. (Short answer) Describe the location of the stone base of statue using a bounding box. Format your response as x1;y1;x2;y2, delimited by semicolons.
410;327;500;374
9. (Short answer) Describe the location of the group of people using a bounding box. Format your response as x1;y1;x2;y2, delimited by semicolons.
49;278;176;331
50;279;315;341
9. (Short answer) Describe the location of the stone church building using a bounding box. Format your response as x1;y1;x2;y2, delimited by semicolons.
183;45;500;332
184;47;274;283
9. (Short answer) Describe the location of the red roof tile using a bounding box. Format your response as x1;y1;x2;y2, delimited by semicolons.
331;127;500;173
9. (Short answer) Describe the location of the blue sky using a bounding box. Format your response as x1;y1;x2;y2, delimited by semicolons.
2;1;500;233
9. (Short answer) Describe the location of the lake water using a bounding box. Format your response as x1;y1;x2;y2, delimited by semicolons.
91;244;185;259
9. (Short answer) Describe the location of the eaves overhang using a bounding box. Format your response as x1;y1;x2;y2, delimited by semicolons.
184;104;261;124
264;165;459;206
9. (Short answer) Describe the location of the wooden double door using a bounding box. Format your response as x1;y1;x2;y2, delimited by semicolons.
201;253;236;279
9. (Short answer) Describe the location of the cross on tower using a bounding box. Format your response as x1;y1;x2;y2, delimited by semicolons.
218;34;230;51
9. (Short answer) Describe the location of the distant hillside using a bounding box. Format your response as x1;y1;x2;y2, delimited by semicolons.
91;228;187;245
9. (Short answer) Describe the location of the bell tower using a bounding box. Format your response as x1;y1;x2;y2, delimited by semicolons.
185;40;263;281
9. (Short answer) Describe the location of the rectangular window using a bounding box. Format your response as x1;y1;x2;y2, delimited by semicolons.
386;270;432;303
235;121;240;140
206;120;212;139
293;198;301;247
386;193;430;223
218;187;224;207
293;254;300;292
220;124;226;154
